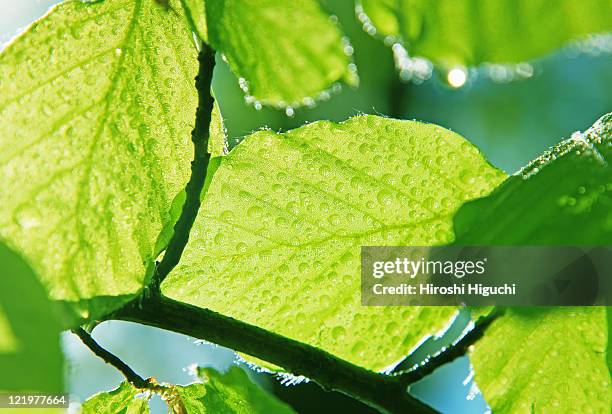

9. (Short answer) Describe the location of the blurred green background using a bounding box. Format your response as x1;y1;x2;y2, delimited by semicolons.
2;0;611;413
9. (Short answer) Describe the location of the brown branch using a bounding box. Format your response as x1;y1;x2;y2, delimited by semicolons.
72;327;148;389
103;28;444;414
152;42;216;288
112;294;440;414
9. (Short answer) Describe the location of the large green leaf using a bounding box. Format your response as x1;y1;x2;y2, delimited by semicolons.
199;0;357;107
454;113;612;244
470;308;609;413
171;367;296;413
0;0;198;323
454;114;612;413
0;241;63;393
162;115;506;370
359;0;612;66
81;382;149;414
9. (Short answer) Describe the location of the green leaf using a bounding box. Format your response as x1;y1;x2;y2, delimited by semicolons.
162;115;506;370
453;114;612;413
201;0;357;106
0;241;63;393
0;0;198;323
608;307;612;375
181;0;208;42
359;0;612;66
171;366;295;413
208;101;228;157
455;113;612;245
81;382;149;414
471;308;609;413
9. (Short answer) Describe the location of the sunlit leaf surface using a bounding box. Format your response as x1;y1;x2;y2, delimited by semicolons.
360;0;612;66
0;0;198;323
200;0;357;106
163;115;506;370
81;382;149;414
172;367;296;413
455;113;612;413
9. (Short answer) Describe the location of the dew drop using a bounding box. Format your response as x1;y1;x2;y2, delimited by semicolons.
246;205;263;218
385;322;399;335
351;340;366;357
213;232;226;244
220;210;234;221
328;214;340;226
331;326;346;339
14;205;41;230
238;77;249;92
235;242;247;253
376;189;393;206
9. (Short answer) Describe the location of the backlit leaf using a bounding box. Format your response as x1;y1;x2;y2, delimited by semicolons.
181;0;208;42
81;382;149;414
359;0;612;66
200;0;357;106
470;307;609;413
0;0;198;323
208;101;228;157
162;115;506;370
171;366;295;413
454;113;612;413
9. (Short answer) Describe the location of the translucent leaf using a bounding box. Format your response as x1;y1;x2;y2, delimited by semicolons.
454;114;612;412
181;0;208;41
208;101;228;157
608;307;612;374
0;0;198;323
359;0;612;66
0;241;63;393
162;115;506;370
454;113;612;245
171;366;295;413
81;382;149;414
200;0;357;106
470;308;609;413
